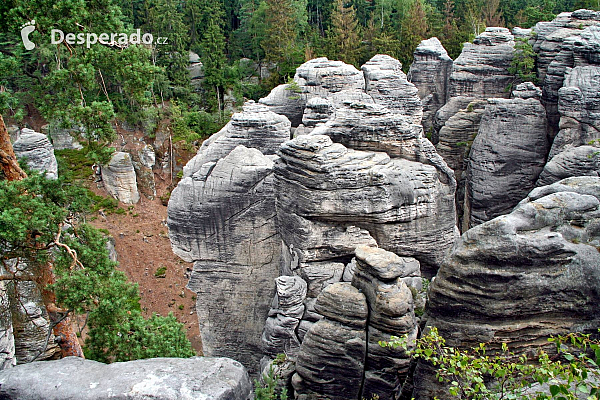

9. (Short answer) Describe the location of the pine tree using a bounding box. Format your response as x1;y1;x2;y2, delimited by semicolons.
398;0;428;69
482;0;505;27
201;17;228;113
262;0;305;81
327;0;361;66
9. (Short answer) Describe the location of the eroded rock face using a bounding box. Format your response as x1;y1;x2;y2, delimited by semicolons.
353;246;419;400
101;152;139;204
532;10;600;135
13;129;58;179
408;37;453;134
415;176;600;399
183;101;291;176
0;356;252;400
0;281;15;371
169;146;280;374
275;135;456;277
448;27;515;99
466;95;549;227
362;54;423;124
538;66;600;185
292;282;368;400
436;99;488;230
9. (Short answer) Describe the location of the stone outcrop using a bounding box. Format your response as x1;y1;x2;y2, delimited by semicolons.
415;176;600;399
432;96;476;144
408;37;453;133
292;282;368;400
436;99;488;230
169;146;280;374
466;93;549;227
275;134;456;277
13;128;58;179
129;144;156;199
10;281;60;364
101;151;140;204
183;101;291;176
46;124;83;150
352;246;419;400
0;356;252;400
448;27;515;99
262;276;307;358
537;66;600;185
532;10;600;135
362;55;423;124
0;281;15;371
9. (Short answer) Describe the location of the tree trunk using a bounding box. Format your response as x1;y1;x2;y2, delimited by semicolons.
0;115;27;181
0;115;84;359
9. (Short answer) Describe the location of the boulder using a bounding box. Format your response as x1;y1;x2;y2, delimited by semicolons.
415;176;600;399
169;146;280;374
408;37;453;134
129;145;156;199
13;128;58;179
0;356;252;400
46;124;83;150
466;96;549;227
448;27;515;99
101;151;140;204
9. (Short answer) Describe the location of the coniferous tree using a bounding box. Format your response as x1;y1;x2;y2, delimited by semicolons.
327;0;361;66
398;0;428;69
201;17;228;113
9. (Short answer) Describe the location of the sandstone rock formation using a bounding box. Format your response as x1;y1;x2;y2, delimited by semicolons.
292;282;368;400
408;37;453;134
537;66;600;185
183;101;291;176
448;27;515;99
532;10;600;134
275;134;456;277
0;281;15;371
101;151;140;204
362;54;423;124
13;128;58;179
435;99;488;230
466;90;549;227
46;124;83;150
129;145;156;199
415;176;600;399
169;146;280;374
0;356;252;400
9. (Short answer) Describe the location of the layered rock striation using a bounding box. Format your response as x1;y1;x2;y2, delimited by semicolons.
13;128;58;179
101;151;140;204
415;176;600;399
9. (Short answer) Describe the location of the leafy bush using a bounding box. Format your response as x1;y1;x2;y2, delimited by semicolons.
381;328;600;400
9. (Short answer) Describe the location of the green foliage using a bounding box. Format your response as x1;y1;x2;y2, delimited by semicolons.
255;364;289;400
154;266;167;278
381;327;600;400
510;37;538;85
0;173;194;363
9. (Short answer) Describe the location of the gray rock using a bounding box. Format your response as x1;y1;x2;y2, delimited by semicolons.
10;281;60;364
512;82;542;99
0;356;252;400
169;146;280;374
13;128;58;179
432;96;476;145
259;84;306;127
183;101;291;176
102;152;140;204
275;134;457;276
408;37;453;134
436;99;488;230
295;57;365;98
538;146;600;185
47;124;83;150
466;97;549;227
292;282;368;400
448;28;515;99
129;147;156;199
0;280;15;371
414;176;600;399
362;54;423;124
